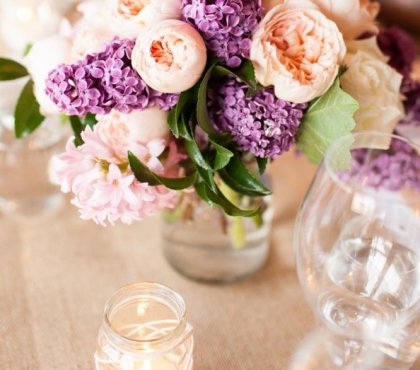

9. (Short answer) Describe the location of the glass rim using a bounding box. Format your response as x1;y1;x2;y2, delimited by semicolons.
102;282;188;351
324;131;420;202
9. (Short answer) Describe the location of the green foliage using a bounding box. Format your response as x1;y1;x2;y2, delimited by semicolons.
14;80;44;138
128;152;197;190
194;181;260;217
161;59;272;217
219;155;271;197
0;58;29;81
296;78;359;166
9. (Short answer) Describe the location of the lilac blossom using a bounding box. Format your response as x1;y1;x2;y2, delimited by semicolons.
182;0;263;68
208;76;307;159
45;38;178;116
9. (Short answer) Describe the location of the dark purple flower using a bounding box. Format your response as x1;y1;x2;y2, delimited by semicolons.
45;38;179;116
182;0;263;68
377;26;417;77
399;78;420;127
208;76;307;159
342;138;420;192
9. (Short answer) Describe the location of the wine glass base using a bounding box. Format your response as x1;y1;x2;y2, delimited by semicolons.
289;327;415;370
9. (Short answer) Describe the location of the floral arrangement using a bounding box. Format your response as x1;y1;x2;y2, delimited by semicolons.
0;0;418;226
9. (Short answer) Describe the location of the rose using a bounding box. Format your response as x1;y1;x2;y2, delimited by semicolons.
262;0;380;40
300;0;380;40
250;2;346;104
25;35;71;116
132;20;207;93
71;0;181;58
111;0;182;27
341;38;404;145
71;0;138;58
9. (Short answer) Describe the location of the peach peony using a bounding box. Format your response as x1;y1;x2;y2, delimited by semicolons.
132;20;207;93
250;2;346;104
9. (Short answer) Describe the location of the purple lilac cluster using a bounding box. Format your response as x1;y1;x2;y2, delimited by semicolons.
377;26;417;78
343;139;420;191
182;0;263;68
45;38;178;116
208;76;307;159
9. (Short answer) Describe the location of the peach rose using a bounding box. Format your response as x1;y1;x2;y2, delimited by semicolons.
132;20;207;93
341;38;404;146
262;0;380;40
250;2;346;104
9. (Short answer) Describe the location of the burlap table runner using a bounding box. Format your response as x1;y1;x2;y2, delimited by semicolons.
1;150;418;369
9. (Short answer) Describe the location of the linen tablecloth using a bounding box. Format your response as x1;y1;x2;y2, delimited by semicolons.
1;150;419;370
1;55;419;370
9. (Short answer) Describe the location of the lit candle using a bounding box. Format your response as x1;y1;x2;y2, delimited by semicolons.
95;283;193;370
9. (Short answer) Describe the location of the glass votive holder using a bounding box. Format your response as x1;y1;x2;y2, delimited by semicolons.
95;282;194;370
0;116;66;219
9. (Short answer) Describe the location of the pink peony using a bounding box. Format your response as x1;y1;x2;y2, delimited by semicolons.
51;119;182;226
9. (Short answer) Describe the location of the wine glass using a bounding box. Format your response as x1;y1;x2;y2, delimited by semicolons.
291;132;420;370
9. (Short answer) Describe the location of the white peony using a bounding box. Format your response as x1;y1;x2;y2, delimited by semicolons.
96;107;170;150
25;35;72;116
341;38;404;146
71;0;182;59
132;20;207;93
262;0;380;40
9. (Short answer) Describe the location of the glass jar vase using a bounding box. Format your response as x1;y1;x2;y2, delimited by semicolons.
162;190;273;283
95;282;194;370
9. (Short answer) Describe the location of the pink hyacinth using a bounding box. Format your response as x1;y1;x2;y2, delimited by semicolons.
51;117;182;226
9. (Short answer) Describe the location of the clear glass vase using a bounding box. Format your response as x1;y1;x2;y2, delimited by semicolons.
162;190;273;283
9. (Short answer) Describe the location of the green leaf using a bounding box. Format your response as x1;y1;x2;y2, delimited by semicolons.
0;58;29;80
219;155;271;197
128;152;197;190
257;157;268;175
185;139;212;171
23;43;33;57
14;79;44;138
196;165;217;193
167;92;195;140
194;182;259;217
210;140;233;170
296;78;359;166
214;60;258;91
69;116;84;147
81;113;97;128
167;109;179;137
197;59;228;140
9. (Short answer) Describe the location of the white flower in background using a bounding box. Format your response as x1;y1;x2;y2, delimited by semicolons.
261;0;380;40
71;0;182;58
25;35;72;116
111;0;182;26
304;0;380;40
341;38;404;145
0;0;64;53
132;19;207;93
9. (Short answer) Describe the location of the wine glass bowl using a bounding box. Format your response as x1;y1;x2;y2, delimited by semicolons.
293;132;420;369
